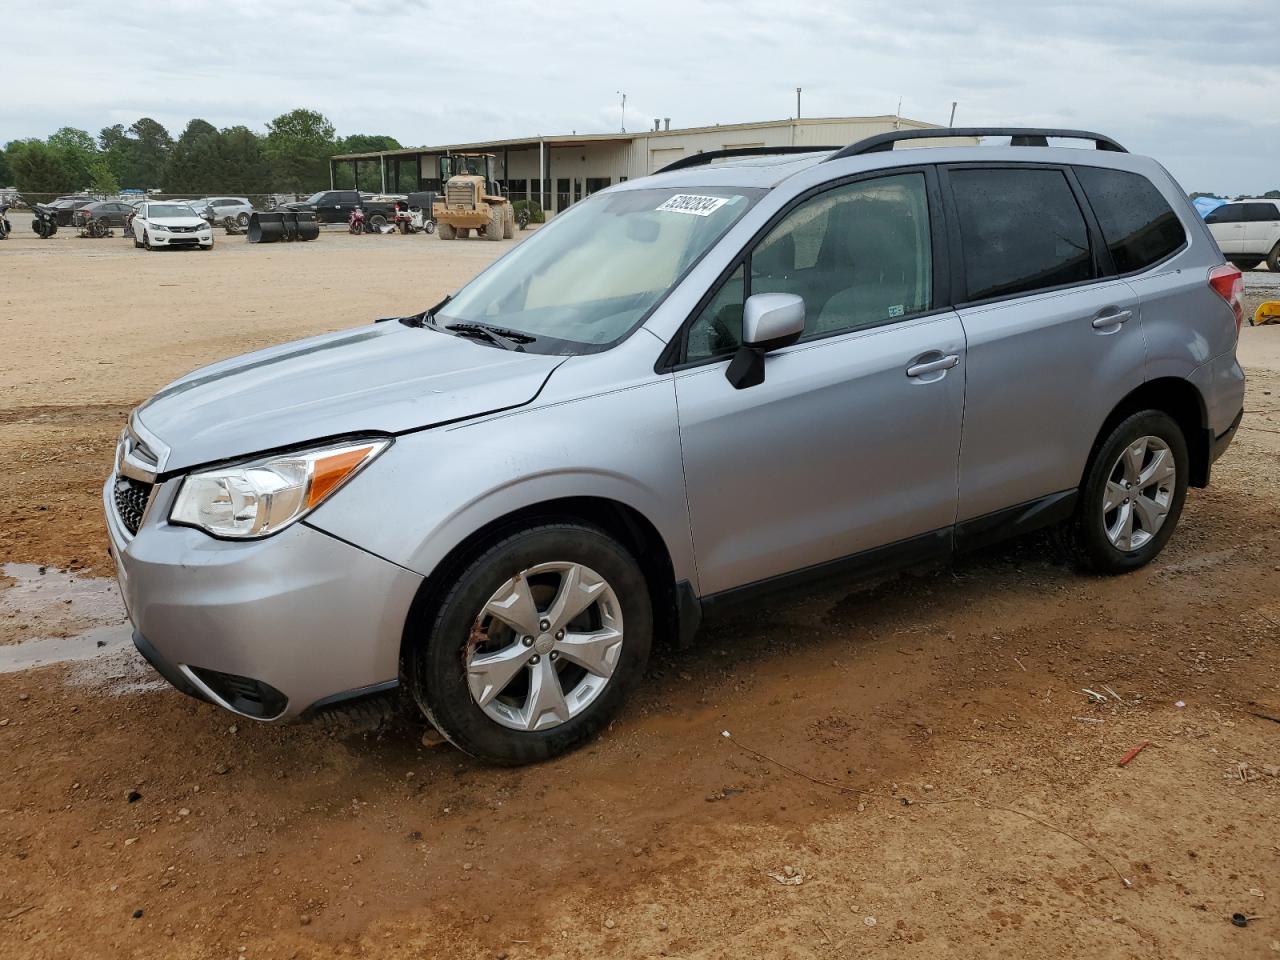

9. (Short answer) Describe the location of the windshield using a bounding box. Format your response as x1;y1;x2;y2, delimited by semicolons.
305;191;328;204
149;204;196;218
438;186;761;351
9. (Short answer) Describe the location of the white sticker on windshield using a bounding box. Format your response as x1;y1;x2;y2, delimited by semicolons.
656;194;730;217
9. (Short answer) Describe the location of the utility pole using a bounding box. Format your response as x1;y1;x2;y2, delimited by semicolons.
949;101;958;127
796;87;802;119
617;91;627;133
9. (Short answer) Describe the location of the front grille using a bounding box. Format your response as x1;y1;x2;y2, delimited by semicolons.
446;181;475;208
113;475;152;536
168;224;200;233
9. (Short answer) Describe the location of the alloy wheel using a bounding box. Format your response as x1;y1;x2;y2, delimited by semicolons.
1102;435;1175;551
465;561;625;731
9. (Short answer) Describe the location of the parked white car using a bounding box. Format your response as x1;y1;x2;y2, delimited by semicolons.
131;201;214;251
1205;198;1280;271
192;196;255;227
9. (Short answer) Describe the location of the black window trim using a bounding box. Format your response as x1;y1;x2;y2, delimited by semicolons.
659;164;951;373
1071;164;1190;280
938;161;1110;311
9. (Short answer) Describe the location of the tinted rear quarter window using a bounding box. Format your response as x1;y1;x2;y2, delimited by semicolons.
1075;166;1186;273
1243;202;1280;222
949;167;1094;302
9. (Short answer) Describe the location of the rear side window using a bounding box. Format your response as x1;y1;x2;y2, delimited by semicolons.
949;168;1094;302
1075;167;1186;273
1242;202;1280;222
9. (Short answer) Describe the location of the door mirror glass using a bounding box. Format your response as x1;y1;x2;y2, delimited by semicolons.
742;293;805;349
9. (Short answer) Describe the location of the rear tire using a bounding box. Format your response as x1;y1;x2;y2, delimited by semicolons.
369;214;388;232
457;227;471;239
1267;243;1280;273
502;204;515;239
407;522;653;765
437;222;456;240
1070;410;1188;575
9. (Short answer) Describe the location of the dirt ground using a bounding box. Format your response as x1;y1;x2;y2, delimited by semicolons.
0;227;1278;960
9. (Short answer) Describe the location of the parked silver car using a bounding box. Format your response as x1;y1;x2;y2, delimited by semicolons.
191;196;255;227
104;128;1246;764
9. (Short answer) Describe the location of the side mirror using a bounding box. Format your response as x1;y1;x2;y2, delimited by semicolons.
726;293;806;389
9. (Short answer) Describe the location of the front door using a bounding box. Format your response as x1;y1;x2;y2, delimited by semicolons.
942;164;1146;522
674;170;965;596
1205;203;1245;254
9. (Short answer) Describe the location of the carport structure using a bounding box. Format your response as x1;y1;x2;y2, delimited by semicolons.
329;132;639;216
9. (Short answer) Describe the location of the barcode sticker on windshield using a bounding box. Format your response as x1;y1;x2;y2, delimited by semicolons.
656;194;729;217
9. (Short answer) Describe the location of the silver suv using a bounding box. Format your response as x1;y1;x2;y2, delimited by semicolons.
104;128;1246;764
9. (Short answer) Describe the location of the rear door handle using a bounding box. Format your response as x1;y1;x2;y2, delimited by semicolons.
906;354;960;378
1092;309;1133;329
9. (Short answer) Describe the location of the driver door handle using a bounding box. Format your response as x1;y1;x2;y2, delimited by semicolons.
906;354;960;378
1092;309;1133;329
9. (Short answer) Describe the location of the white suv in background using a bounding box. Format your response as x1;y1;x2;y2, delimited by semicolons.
1206;198;1280;271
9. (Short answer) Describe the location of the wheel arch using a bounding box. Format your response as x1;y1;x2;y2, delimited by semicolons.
1085;377;1210;489
398;495;685;676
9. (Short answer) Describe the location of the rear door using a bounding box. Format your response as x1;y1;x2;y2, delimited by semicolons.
1205;203;1245;254
942;164;1145;525
1242;201;1280;258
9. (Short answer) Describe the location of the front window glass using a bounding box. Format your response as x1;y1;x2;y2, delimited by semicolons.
685;173;933;361
305;191;328;204
149;204;195;218
438;187;761;350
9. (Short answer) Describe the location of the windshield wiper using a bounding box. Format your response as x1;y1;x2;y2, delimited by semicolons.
443;322;536;350
398;295;452;328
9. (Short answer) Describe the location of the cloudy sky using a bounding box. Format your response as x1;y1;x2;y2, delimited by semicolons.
3;0;1276;195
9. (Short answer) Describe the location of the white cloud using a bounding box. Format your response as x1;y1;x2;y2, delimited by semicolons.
1;0;1275;193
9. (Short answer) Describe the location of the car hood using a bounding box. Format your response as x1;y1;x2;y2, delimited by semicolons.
136;322;567;473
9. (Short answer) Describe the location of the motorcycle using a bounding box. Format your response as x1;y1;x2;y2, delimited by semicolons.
517;205;531;231
0;202;11;240
77;212;113;239
21;195;59;239
348;205;368;235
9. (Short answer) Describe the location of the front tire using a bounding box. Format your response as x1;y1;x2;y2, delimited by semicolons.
408;522;653;765
1071;410;1188;574
237;212;250;227
437;222;456;240
143;229;153;250
1267;243;1280;273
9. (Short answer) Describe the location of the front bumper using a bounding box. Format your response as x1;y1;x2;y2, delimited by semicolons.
103;475;421;721
149;232;213;247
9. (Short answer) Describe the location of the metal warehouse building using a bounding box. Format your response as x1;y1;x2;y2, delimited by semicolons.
330;115;963;215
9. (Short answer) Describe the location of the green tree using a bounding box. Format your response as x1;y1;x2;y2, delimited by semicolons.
164;119;220;194
265;108;336;192
47;127;97;190
1264;189;1280;199
88;158;119;195
0;146;12;187
209;126;271;195
8;139;76;195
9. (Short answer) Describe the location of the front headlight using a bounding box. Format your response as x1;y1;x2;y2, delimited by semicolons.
170;439;390;539
151;222;168;232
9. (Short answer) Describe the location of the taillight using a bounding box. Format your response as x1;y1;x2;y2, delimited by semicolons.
1208;263;1244;333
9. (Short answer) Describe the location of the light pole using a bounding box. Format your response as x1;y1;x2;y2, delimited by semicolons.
796;87;801;119
617;91;627;133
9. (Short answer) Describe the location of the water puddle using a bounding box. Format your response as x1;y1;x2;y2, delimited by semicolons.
0;563;161;693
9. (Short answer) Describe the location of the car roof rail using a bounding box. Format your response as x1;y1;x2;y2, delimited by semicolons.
825;127;1128;162
655;145;843;174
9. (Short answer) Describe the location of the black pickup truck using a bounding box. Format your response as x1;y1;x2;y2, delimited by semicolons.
281;189;395;225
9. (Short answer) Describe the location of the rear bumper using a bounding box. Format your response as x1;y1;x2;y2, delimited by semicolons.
1209;407;1243;466
104;476;422;720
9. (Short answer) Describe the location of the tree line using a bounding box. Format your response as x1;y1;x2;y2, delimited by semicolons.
0;109;401;199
